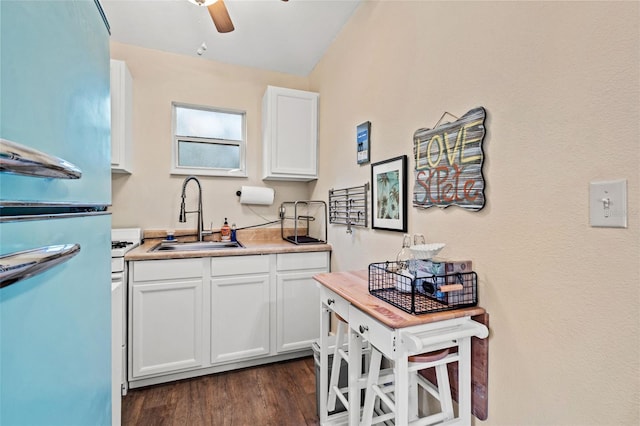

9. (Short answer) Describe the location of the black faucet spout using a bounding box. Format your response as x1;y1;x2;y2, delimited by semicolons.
178;176;205;241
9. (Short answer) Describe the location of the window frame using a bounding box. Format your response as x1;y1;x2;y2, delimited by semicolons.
170;101;247;177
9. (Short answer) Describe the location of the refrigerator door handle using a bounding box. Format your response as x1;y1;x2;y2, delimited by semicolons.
0;244;81;288
0;138;82;179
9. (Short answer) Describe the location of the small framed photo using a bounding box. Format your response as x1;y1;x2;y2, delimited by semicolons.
371;155;407;232
356;121;371;164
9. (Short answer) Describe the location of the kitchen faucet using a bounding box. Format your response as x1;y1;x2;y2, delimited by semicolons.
179;176;209;241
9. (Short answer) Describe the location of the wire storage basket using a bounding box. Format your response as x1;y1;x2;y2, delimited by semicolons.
368;261;478;315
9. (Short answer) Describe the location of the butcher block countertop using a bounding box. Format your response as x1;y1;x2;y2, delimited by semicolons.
313;270;485;329
126;228;331;261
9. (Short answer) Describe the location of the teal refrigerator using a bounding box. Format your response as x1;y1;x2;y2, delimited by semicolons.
0;0;113;424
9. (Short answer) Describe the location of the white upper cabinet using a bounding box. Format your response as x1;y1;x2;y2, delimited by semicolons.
262;86;319;181
110;59;133;173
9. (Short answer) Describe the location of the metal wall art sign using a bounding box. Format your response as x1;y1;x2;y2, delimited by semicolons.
413;107;486;211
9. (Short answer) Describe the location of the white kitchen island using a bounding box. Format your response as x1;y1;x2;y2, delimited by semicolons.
313;270;488;426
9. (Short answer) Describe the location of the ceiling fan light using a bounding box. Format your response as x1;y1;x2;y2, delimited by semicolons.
188;0;216;7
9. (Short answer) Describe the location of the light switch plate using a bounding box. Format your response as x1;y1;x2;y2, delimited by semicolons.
589;179;627;228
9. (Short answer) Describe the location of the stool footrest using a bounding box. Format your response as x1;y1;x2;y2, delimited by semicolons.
377;368;395;383
416;374;440;400
372;409;395;424
408;411;449;426
371;384;396;413
337;348;349;362
331;385;349;412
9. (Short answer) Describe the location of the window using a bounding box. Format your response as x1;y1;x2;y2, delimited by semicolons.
171;102;247;177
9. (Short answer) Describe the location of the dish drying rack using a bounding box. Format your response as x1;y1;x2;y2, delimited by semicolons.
328;183;369;232
280;200;327;245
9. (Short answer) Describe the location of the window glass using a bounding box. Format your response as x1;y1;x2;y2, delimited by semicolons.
177;140;240;169
171;103;246;177
175;106;243;141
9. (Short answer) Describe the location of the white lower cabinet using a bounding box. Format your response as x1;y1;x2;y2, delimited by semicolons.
129;259;204;379
210;255;271;364
276;252;329;352
128;251;329;387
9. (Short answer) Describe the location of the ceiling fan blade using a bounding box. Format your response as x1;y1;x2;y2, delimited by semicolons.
207;0;234;33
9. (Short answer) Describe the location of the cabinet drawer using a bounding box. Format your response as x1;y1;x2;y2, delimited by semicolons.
348;305;395;357
320;286;349;321
211;255;270;277
133;258;202;282
277;251;329;272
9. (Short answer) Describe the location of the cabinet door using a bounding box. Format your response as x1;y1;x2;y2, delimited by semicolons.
276;271;321;352
110;59;133;173
111;279;123;425
0;215;112;426
210;274;271;364
0;0;111;204
262;86;318;181
130;279;204;378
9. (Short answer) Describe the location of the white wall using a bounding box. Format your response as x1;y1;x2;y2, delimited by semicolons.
310;1;639;424
110;42;312;231
110;2;639;423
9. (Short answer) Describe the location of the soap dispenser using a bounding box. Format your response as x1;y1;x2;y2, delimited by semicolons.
230;223;237;242
221;218;231;241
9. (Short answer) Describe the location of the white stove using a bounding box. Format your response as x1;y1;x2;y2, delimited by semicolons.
110;227;141;407
111;228;142;273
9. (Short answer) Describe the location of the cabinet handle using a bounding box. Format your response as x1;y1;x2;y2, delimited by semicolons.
327;298;335;305
0;244;80;288
359;325;369;334
0;138;82;179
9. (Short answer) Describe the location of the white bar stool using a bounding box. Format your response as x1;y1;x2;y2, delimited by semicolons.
360;345;456;426
327;313;350;412
326;313;380;419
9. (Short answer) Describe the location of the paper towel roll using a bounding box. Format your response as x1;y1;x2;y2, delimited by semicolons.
239;186;275;205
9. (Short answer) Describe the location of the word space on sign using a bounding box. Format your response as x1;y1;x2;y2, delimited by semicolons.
413;107;486;211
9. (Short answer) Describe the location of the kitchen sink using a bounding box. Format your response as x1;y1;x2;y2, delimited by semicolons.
150;241;244;252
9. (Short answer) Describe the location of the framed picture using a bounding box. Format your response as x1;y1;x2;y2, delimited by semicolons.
356;121;371;164
371;155;407;232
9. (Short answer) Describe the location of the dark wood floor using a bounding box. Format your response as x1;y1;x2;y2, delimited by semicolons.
122;357;320;426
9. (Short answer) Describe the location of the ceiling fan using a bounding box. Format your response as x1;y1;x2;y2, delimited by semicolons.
188;0;288;34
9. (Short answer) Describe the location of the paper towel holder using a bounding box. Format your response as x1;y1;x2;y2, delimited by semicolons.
235;188;276;198
236;186;275;205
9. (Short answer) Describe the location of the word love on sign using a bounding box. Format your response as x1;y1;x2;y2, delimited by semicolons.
413;107;486;211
